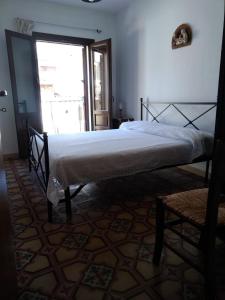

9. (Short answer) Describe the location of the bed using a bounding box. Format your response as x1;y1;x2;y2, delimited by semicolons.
27;99;217;222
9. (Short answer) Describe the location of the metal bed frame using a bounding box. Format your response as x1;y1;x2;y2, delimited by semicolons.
27;125;85;222
27;99;217;223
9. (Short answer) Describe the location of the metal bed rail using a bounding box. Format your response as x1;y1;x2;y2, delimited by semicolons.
140;98;217;130
27;125;49;193
140;98;217;182
27;124;85;222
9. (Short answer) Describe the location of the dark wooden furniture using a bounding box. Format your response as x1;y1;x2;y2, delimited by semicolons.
0;159;17;299
112;117;134;129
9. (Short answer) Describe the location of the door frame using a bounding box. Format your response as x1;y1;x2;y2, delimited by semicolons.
32;32;94;131
89;38;112;130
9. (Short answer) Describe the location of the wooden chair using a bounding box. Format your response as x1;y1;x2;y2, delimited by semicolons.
153;139;225;300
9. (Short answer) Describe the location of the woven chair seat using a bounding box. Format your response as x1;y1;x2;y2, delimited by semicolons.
163;188;225;225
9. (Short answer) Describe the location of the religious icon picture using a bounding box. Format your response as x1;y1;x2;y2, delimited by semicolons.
172;24;192;49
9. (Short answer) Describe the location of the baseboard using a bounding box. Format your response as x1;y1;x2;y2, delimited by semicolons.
3;153;19;160
178;165;206;177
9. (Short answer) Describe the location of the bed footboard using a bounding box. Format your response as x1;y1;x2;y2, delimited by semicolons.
27;125;85;223
27;125;49;193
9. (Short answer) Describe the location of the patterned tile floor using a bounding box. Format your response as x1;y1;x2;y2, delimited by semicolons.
4;159;225;300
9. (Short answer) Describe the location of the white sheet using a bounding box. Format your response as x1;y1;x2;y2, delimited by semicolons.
120;121;214;157
44;124;212;205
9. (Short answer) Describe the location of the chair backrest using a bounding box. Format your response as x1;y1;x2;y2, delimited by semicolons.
205;139;225;230
210;139;225;195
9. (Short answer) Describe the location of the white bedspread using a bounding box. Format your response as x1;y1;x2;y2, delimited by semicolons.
44;123;213;205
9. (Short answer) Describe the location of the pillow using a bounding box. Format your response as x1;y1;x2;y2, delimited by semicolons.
120;121;214;158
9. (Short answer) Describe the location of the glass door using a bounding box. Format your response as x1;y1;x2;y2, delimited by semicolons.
5;30;42;158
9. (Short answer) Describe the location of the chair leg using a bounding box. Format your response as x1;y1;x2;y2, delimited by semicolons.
204;253;216;300
199;226;207;250
65;187;72;222
204;233;217;300
204;160;210;185
47;199;53;223
28;158;31;172
153;197;165;265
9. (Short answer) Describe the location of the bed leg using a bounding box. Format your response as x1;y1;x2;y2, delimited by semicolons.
28;154;31;172
47;199;53;223
65;187;72;222
205;160;210;185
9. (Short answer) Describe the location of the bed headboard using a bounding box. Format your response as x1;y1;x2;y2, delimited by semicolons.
140;98;217;131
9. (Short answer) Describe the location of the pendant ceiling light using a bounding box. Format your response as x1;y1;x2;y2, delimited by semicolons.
82;0;102;3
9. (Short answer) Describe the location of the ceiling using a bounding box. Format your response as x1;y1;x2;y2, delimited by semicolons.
41;0;132;13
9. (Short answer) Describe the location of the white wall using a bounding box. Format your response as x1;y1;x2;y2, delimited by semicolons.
116;0;224;123
1;0;224;154
0;0;116;155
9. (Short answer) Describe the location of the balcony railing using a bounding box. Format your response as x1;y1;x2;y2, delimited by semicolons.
41;98;85;135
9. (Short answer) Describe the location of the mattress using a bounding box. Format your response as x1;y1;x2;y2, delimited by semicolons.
43;122;213;205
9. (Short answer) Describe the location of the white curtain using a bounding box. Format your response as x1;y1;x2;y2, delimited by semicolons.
15;18;34;35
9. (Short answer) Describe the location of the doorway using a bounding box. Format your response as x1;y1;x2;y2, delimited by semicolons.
36;41;86;134
6;30;112;158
